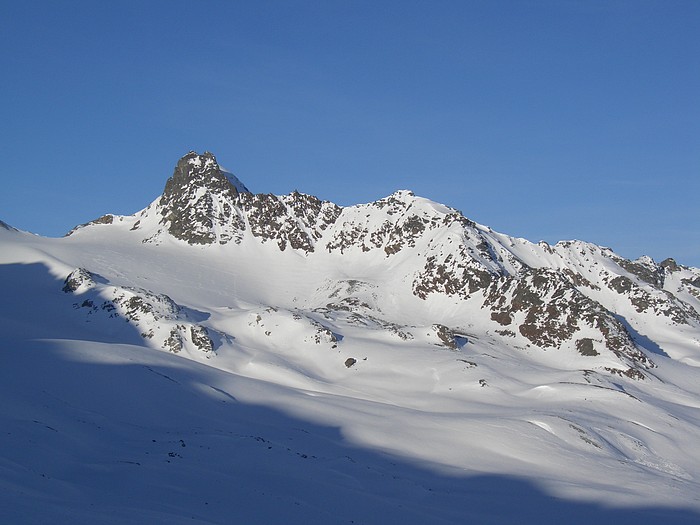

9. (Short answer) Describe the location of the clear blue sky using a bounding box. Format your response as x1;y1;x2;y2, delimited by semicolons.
1;1;698;266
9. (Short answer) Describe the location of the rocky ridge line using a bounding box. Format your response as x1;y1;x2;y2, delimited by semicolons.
65;151;700;379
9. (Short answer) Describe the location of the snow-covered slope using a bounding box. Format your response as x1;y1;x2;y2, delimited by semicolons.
2;151;700;523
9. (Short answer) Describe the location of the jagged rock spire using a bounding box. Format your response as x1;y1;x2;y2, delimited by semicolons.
158;151;250;245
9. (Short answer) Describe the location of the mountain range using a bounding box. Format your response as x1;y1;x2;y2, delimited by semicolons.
2;151;700;524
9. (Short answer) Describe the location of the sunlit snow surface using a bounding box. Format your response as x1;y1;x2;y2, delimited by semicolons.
2;220;700;524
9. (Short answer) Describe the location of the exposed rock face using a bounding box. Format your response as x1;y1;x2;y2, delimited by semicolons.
63;267;96;293
63;267;214;356
65;215;115;237
237;191;341;252
324;191;444;255
154;151;341;251
158;151;249;245
612;255;665;288
660;258;680;272
413;252;496;300
483;268;653;377
606;274;699;324
431;324;468;350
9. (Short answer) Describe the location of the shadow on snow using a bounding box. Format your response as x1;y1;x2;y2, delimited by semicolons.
1;262;698;524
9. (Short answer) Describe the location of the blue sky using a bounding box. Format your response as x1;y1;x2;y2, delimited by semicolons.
1;1;698;266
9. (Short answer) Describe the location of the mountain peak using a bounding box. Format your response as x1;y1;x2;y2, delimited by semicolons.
169;151;250;193
157;151;252;245
389;189;415;199
181;150;217;169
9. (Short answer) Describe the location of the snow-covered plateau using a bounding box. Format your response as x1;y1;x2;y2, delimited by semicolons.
1;151;700;524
